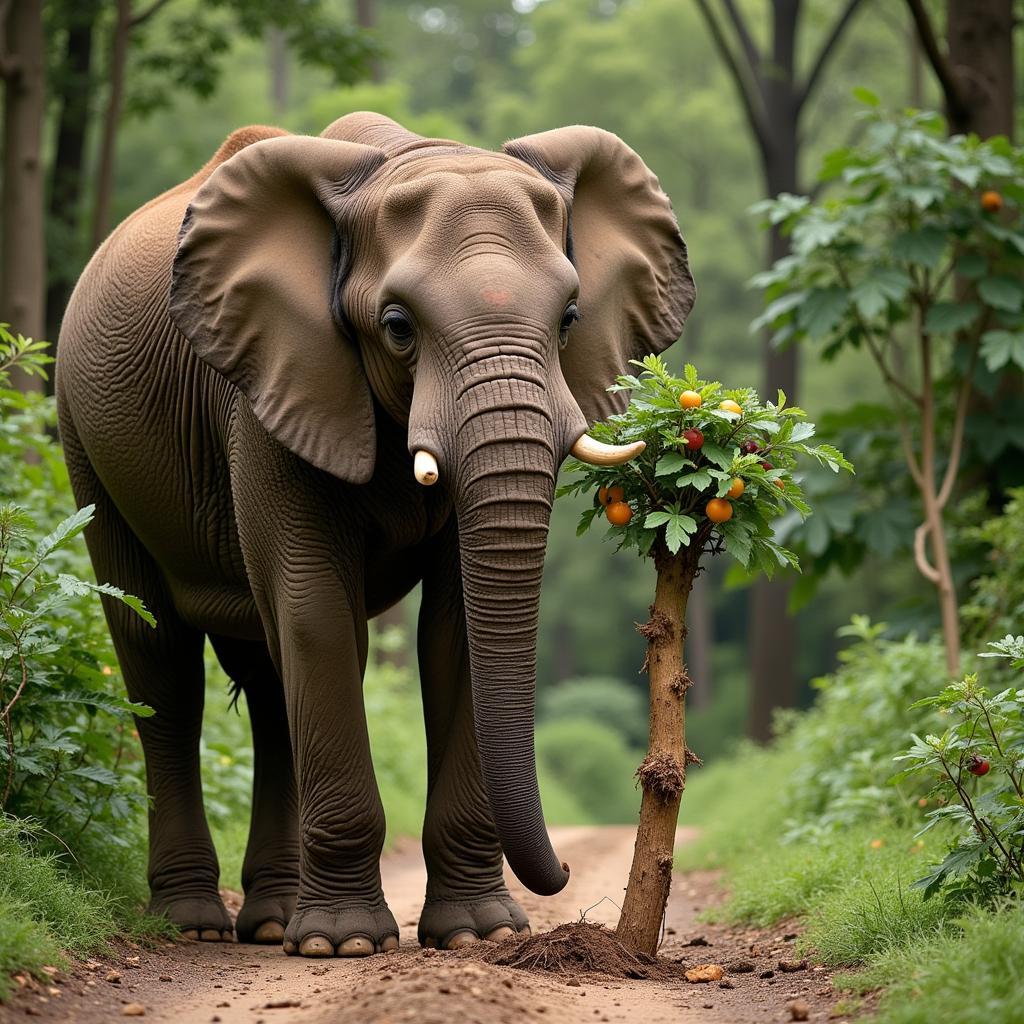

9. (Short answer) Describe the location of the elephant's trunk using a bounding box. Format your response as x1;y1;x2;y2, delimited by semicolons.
451;379;570;896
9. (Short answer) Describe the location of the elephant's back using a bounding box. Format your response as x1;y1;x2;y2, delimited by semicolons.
56;127;289;616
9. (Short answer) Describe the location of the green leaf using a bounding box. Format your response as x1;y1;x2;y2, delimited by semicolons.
655;452;692;477
850;268;912;319
675;470;713;491
852;86;879;107
700;441;732;470
892;226;947;269
924;301;980;335
956;252;987;279
980;330;1024;371
35;505;94;560
56;574;157;627
750;291;807;334
643;511;672;529
664;514;697;554
978;276;1024;313
796;287;849;340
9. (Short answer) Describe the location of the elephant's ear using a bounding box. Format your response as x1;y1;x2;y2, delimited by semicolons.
169;135;386;483
502;126;695;423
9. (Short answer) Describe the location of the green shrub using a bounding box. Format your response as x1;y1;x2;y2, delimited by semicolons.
776;616;948;840
535;718;641;824
538;676;647;748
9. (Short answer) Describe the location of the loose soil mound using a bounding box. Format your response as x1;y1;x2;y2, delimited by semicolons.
480;922;687;981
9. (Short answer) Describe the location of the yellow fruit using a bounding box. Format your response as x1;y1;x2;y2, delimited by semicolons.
719;399;743;416
679;390;702;409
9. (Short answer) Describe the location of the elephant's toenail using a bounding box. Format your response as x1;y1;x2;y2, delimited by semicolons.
181;929;199;940
445;931;479;950
199;929;223;941
337;936;374;957
517;926;532;937
254;921;285;944
299;935;335;957
484;926;516;943
222;929;236;942
283;939;298;955
379;935;399;953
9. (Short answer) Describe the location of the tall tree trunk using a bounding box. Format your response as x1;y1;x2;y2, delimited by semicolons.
46;0;99;362
945;0;1014;139
353;0;381;83
92;0;131;250
1;0;46;379
266;26;289;113
747;1;799;742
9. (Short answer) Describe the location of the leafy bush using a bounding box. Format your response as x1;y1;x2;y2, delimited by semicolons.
893;635;1024;905
0;326;154;853
776;616;948;840
535;718;641;824
538;676;647;749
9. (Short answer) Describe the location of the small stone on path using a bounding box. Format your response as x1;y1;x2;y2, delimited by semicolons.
788;999;811;1021
121;1004;146;1017
684;964;724;983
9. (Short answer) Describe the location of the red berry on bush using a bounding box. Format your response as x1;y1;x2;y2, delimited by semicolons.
741;439;760;454
967;754;990;777
682;428;704;450
760;461;773;471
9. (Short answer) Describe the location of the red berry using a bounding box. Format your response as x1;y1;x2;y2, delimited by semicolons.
682;428;705;450
760;461;773;471
967;754;990;777
741;440;760;455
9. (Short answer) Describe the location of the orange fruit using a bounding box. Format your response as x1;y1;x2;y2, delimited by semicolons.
605;501;633;526
679;390;702;409
705;498;733;523
727;477;745;499
774;478;785;490
719;399;743;416
598;485;625;506
981;190;1003;213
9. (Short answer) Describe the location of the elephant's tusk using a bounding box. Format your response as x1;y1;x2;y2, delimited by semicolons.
570;432;646;466
414;450;439;486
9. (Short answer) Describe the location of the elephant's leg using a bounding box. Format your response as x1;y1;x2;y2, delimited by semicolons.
209;634;299;945
416;526;530;950
70;475;230;940
273;590;398;958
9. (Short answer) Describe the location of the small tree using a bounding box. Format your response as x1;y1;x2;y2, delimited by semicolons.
560;355;852;955
749;100;1024;675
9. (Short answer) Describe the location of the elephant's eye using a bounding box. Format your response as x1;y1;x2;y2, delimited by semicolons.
559;303;580;346
381;307;415;349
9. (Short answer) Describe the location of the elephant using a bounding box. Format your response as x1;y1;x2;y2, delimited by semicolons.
55;112;694;957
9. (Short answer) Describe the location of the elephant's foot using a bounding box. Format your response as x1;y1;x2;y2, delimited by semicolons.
418;892;530;950
283;899;399;957
150;892;234;942
235;890;297;945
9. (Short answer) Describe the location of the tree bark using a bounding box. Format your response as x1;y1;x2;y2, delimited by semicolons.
353;0;381;83
945;0;1014;139
617;542;698;956
266;26;289;113
46;0;99;355
1;0;46;356
92;0;131;250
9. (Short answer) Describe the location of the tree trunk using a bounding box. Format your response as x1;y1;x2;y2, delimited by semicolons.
266;26;289;113
45;0;99;360
748;6;800;739
945;0;1014;139
616;542;698;956
1;0;46;366
91;0;131;250
353;0;381;83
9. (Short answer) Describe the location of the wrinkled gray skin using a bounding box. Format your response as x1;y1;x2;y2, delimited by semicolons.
55;113;694;957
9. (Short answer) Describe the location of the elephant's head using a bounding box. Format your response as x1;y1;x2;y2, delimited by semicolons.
169;113;694;896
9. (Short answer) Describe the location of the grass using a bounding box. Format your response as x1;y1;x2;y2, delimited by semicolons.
678;739;1024;1023
0;817;173;1000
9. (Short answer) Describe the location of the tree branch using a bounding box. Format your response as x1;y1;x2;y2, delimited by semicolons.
904;0;968;119
129;0;172;29
799;0;865;111
914;522;940;583
693;0;770;161
721;0;761;85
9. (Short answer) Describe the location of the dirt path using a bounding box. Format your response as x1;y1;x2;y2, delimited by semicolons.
2;827;849;1023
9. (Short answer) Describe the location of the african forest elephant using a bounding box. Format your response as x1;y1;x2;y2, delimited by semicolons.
55;113;694;957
